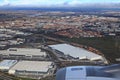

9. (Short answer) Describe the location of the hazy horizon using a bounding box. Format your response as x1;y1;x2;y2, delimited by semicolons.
0;0;120;8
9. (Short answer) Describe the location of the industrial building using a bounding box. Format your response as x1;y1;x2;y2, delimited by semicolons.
0;60;17;71
8;61;55;79
0;48;47;60
49;44;107;63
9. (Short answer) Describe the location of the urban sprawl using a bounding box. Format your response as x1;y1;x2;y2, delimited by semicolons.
0;11;120;80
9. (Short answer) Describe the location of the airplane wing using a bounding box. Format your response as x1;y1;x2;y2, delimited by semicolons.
56;64;120;80
100;64;120;78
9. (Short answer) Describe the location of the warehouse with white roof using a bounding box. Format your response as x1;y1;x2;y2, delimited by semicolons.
8;61;55;79
0;60;17;71
0;48;47;60
49;44;107;62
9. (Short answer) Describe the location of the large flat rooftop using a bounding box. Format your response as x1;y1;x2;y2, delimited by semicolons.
49;44;103;60
0;48;46;56
0;60;17;70
9;61;53;73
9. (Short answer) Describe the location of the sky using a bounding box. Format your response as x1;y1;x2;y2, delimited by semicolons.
0;0;120;7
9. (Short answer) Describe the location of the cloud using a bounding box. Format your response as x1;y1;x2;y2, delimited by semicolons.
67;0;82;5
62;0;82;7
0;0;120;8
4;0;9;3
0;0;10;6
0;0;72;7
1;0;65;6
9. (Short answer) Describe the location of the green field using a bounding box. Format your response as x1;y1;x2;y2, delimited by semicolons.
61;36;120;63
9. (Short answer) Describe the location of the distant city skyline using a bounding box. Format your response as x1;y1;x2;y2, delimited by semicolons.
0;0;120;7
